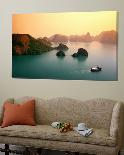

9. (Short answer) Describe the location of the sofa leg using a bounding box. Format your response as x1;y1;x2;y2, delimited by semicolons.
25;147;31;155
5;144;9;155
37;148;42;155
65;151;70;155
75;152;79;155
37;148;47;155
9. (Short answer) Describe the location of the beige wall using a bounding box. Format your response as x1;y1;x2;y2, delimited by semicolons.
0;0;124;153
0;0;124;102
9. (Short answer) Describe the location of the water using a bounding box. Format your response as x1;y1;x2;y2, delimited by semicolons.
12;41;117;80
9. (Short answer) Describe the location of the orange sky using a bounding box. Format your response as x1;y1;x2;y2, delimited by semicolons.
12;11;117;38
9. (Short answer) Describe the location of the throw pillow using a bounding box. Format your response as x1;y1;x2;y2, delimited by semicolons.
1;99;36;127
0;98;14;126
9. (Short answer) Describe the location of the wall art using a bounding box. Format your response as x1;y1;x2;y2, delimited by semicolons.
12;11;117;80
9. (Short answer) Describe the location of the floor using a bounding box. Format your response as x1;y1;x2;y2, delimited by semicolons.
0;144;90;155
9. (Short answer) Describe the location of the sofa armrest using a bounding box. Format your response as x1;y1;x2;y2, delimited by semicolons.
110;102;124;148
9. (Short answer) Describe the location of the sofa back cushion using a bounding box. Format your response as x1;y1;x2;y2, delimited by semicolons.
14;97;116;130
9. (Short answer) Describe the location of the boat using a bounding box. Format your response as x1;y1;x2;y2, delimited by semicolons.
91;66;102;72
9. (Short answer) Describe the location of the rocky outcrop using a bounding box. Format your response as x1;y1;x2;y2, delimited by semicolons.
12;34;31;55
56;50;65;57
72;48;88;57
55;43;68;51
12;34;53;55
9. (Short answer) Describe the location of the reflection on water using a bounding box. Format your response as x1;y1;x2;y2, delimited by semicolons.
12;41;117;80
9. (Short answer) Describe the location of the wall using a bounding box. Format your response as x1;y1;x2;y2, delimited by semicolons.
0;0;124;102
0;0;124;152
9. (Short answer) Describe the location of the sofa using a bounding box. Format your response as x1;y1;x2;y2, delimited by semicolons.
0;97;123;155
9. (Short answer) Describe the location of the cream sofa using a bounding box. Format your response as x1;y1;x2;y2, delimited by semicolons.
0;97;123;155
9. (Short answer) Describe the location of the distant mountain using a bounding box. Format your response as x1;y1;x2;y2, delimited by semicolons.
95;30;117;44
12;34;53;55
49;34;68;43
69;32;94;42
49;30;117;44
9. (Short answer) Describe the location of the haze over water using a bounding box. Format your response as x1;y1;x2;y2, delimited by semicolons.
12;41;117;80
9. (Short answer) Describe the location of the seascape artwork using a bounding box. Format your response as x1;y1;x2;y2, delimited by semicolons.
12;11;118;80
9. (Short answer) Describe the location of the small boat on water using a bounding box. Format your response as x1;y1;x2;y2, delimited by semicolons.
91;66;102;72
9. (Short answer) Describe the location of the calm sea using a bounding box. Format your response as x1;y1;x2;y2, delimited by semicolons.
12;41;117;80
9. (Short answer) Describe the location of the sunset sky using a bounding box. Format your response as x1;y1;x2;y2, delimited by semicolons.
12;11;117;38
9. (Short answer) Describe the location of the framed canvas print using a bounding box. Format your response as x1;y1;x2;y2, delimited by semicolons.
12;11;118;80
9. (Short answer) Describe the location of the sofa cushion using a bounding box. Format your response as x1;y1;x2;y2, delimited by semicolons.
14;97;116;131
1;99;36;127
0;125;116;147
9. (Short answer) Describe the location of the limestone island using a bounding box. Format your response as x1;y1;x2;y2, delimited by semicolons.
56;50;65;57
54;43;68;51
12;34;53;55
72;48;88;58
